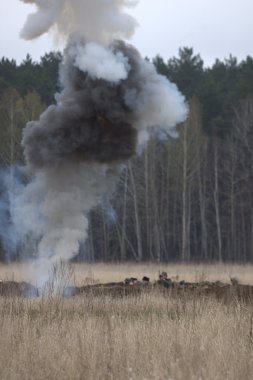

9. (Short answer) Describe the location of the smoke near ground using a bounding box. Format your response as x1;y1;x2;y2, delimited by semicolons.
1;0;187;283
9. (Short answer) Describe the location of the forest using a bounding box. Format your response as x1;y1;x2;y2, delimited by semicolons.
0;48;253;262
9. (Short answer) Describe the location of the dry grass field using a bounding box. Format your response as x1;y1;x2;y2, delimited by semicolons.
0;262;253;380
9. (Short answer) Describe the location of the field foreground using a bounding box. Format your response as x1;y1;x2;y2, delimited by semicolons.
0;263;253;380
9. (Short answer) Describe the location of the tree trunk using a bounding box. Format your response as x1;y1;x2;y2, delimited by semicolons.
213;140;222;262
129;162;143;261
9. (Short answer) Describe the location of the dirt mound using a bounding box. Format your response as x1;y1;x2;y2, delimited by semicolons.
0;281;39;297
1;277;253;302
156;280;253;303
69;279;253;303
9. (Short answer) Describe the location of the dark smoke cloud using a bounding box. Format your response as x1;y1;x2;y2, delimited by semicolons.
23;40;142;168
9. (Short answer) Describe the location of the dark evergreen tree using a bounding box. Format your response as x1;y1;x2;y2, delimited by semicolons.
38;51;62;104
165;47;204;97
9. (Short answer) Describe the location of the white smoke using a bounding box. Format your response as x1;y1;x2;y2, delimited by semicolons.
20;0;138;44
72;42;130;82
1;0;189;284
20;0;64;40
125;59;188;144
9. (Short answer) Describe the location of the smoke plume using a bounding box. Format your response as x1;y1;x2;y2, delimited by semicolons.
2;0;188;280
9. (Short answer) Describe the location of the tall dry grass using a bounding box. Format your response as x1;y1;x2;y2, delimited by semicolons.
0;289;253;379
0;263;253;379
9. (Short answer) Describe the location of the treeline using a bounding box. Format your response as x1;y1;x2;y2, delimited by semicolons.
0;48;253;262
0;52;62;105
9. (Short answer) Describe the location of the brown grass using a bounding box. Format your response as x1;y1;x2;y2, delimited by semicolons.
0;263;253;379
1;261;253;285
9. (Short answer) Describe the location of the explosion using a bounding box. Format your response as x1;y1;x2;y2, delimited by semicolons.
3;0;188;281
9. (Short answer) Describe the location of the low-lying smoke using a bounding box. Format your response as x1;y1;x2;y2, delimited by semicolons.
1;0;188;281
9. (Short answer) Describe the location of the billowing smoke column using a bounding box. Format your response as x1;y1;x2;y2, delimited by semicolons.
9;0;187;276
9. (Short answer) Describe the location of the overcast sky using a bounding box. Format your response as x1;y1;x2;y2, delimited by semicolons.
0;0;252;67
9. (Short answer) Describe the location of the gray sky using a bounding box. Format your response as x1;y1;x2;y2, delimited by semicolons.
0;0;252;66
